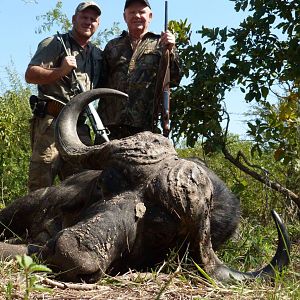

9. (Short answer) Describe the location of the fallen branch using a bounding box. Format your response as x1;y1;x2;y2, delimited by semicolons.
38;276;110;291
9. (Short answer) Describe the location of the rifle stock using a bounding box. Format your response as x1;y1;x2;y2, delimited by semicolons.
153;1;171;137
162;48;170;137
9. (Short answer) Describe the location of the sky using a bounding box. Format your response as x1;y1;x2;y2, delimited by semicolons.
0;0;251;136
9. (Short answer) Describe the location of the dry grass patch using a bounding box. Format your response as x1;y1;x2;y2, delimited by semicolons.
0;242;298;300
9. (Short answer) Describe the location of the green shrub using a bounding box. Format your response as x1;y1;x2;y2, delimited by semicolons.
0;88;31;205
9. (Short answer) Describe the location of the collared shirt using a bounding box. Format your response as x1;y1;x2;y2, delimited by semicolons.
98;30;181;129
28;31;103;104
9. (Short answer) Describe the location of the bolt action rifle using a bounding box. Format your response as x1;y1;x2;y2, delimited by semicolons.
153;0;171;137
56;31;110;143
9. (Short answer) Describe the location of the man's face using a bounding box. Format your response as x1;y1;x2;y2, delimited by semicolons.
124;2;152;35
72;8;100;39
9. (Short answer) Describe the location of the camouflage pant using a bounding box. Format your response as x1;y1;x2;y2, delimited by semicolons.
28;114;92;192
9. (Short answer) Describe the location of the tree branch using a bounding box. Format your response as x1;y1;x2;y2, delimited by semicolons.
221;146;300;209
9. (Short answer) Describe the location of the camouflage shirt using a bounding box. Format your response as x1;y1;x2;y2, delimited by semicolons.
28;31;103;104
97;30;181;130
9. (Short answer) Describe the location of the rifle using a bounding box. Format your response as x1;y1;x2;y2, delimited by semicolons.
56;32;110;143
153;1;171;137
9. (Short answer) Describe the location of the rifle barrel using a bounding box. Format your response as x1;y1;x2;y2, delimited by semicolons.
164;1;168;31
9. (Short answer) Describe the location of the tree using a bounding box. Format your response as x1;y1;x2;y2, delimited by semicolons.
169;1;300;209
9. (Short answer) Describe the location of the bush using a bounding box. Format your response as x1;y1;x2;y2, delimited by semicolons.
0;88;32;205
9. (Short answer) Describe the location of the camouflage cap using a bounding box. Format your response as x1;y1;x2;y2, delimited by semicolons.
124;0;151;10
75;2;101;16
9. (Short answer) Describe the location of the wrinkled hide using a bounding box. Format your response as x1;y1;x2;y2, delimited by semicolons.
0;153;240;282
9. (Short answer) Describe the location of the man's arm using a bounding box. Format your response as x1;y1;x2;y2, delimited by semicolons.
25;55;76;85
25;35;77;85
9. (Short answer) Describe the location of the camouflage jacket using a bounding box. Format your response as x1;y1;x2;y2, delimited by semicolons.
97;30;181;130
28;31;103;104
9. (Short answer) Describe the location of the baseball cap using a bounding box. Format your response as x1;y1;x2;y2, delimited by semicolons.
124;0;151;10
75;2;101;16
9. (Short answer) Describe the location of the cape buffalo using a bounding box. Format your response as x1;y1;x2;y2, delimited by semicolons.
0;88;290;283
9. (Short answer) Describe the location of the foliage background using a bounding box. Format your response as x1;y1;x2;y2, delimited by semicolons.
0;69;32;205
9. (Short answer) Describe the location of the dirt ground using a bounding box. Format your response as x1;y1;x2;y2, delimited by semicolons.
2;268;297;300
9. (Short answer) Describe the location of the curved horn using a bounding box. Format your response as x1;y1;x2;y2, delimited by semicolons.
55;88;128;169
55;88;177;171
208;210;291;282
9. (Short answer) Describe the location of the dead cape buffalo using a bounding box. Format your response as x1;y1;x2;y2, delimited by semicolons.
0;88;290;283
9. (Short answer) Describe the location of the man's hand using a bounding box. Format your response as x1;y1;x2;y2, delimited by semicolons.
60;55;77;77
160;30;175;51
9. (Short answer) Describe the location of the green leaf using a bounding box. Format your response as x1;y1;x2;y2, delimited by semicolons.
29;264;52;273
16;254;33;269
23;255;34;268
31;285;53;293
